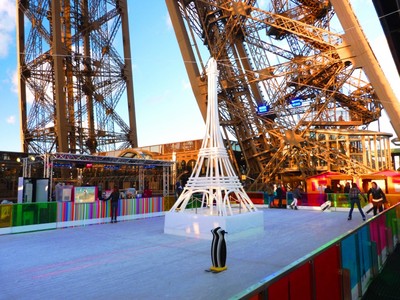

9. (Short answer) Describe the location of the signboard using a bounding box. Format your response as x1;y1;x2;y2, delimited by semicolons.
257;104;270;114
290;98;302;107
74;186;97;203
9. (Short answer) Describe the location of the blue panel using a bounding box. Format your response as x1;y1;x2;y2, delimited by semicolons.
341;234;358;289
358;226;372;281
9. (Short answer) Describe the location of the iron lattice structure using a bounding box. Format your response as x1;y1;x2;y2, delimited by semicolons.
166;0;400;188
17;0;137;154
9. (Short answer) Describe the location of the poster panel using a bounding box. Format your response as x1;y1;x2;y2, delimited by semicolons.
74;186;97;203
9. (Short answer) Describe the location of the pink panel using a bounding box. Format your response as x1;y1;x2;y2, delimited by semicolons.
307;193;326;206
370;215;387;255
378;215;387;251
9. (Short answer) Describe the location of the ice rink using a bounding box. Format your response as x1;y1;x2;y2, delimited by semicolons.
0;208;365;300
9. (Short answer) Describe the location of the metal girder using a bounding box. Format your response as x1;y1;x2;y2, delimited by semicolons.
48;153;174;167
330;0;400;139
167;0;397;187
372;0;400;76
17;0;138;155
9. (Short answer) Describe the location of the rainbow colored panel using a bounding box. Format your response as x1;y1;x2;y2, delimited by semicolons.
57;197;164;222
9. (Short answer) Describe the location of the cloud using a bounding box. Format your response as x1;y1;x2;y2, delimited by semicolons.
6;115;16;124
0;0;16;58
257;0;268;9
181;79;191;90
166;13;173;30
11;68;18;93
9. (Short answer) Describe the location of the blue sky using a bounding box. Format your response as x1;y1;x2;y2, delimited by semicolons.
0;0;399;152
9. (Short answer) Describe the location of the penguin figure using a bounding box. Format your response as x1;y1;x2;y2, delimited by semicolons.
209;227;227;272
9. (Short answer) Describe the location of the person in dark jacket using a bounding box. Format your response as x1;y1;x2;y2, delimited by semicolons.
347;183;366;221
290;185;302;210
367;182;387;216
324;185;334;202
344;182;351;194
324;185;334;194
105;186;120;223
175;181;183;200
275;184;284;208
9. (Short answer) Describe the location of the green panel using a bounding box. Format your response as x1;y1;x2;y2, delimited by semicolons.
186;194;203;208
331;193;350;208
386;209;396;232
12;202;57;226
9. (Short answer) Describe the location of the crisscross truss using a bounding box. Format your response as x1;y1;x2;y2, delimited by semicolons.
17;0;137;154
167;0;397;188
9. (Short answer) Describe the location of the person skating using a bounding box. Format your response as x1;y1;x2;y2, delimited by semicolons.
367;182;387;215
290;184;302;210
347;183;366;221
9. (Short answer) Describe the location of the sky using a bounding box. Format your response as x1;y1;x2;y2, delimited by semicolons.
0;0;399;153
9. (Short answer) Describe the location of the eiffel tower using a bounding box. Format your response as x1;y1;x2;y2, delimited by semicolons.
17;0;137;154
166;0;400;187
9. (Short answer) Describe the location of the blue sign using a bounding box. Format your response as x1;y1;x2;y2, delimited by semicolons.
257;104;270;114
104;165;120;170
290;98;302;107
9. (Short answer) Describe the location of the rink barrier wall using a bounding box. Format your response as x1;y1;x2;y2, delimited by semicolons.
0;197;164;234
232;202;400;300
1;193;399;234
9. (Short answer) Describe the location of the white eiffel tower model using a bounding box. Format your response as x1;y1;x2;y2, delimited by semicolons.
165;58;263;239
169;58;257;217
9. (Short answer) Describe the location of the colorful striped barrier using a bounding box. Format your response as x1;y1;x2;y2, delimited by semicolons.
57;197;164;227
0;197;165;234
232;203;400;300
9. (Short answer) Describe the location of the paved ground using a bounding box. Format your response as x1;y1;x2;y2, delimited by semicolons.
0;208;367;300
362;244;400;300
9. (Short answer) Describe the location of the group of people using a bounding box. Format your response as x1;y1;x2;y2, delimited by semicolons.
265;182;287;208
346;181;387;221
271;180;387;218
265;182;303;210
103;181;387;223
